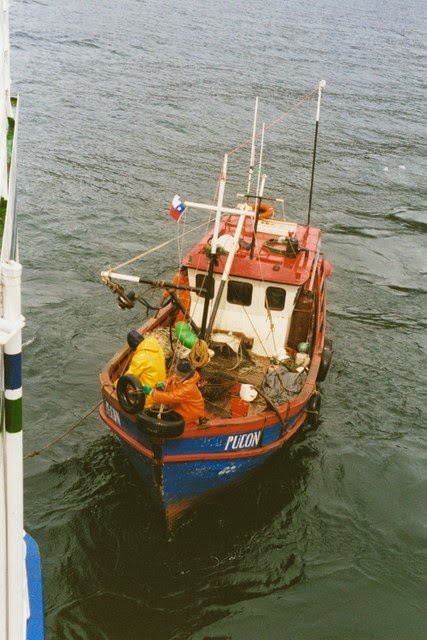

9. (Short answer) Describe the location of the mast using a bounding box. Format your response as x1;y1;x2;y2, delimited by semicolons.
199;154;228;340
307;79;326;225
249;123;266;260
210;153;228;255
204;212;247;341
255;122;265;200
246;97;258;195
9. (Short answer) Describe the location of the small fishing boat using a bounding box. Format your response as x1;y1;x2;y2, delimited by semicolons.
99;81;332;528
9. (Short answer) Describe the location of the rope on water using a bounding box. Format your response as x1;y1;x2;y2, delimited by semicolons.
24;352;136;460
24;397;105;460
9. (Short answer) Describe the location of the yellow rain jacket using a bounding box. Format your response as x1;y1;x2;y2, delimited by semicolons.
125;336;166;408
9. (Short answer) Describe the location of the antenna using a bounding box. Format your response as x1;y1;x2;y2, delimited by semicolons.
307;79;326;225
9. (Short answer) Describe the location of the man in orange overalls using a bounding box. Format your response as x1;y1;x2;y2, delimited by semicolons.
143;359;204;424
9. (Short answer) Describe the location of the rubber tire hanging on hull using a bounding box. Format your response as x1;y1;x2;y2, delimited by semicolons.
136;408;185;438
117;374;146;414
307;392;321;427
318;338;333;382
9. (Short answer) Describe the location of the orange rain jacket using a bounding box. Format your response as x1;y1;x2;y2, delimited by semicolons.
126;336;166;408
151;371;205;424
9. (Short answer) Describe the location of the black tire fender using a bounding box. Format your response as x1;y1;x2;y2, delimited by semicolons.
318;338;333;382
307;392;321;426
136;408;185;438
117;374;146;414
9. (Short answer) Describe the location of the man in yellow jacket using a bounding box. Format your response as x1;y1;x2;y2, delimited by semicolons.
125;330;166;409
143;359;205;424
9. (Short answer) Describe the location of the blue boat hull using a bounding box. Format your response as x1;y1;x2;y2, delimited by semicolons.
100;399;306;526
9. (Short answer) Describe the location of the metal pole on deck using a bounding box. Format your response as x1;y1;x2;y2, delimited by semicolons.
307;80;326;225
205;212;247;341
250;169;267;260
200;154;228;340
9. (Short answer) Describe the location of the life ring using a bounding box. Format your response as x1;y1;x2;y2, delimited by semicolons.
263;238;287;254
306;392;321;426
263;237;301;257
117;374;146;414
317;338;333;382
136;408;185;438
251;202;274;219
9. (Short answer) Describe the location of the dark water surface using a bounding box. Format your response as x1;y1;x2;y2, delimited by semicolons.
11;0;426;638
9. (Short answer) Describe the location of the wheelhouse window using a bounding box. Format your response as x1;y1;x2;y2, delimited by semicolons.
265;286;286;311
195;273;215;299
227;280;253;306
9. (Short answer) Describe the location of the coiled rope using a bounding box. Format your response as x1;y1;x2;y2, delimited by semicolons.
189;339;211;368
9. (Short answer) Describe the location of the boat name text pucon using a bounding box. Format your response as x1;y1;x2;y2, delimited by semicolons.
224;431;262;451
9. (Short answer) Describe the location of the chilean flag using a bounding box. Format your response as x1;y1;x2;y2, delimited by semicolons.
169;195;186;221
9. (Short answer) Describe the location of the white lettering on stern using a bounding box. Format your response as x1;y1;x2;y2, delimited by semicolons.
105;402;121;426
224;430;262;451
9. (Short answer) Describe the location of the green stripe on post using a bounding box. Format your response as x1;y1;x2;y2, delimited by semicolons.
5;397;22;433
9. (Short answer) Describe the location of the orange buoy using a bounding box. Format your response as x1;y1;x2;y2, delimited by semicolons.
251;202;274;220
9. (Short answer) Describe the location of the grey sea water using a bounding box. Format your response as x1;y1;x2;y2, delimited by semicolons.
10;0;427;638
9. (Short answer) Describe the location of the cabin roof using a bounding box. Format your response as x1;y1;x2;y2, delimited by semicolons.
183;215;321;286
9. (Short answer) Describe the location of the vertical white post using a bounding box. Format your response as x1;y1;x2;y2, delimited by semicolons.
1;357;6;640
210;153;228;255
255;123;265;199
1;1;11;635
247;97;258;194
3;260;24;640
205;212;247;340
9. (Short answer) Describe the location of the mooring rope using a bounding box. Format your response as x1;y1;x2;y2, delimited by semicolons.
23;351;137;460
24;397;105;460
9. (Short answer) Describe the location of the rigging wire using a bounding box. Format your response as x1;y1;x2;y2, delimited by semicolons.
227;85;318;158
108;85;318;274
110;219;211;272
